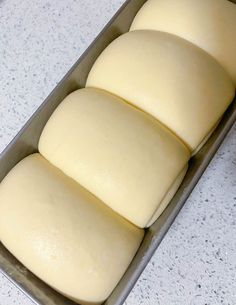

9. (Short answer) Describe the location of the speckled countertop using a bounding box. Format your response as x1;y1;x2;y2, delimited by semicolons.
0;1;235;304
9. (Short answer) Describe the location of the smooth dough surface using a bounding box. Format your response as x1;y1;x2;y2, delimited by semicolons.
147;164;188;227
86;30;234;152
0;154;143;304
39;88;189;228
130;0;236;84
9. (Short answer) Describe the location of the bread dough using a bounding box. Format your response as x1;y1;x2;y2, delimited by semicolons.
86;30;234;152
191;117;222;156
0;154;143;304
146;164;188;227
130;0;236;85
39;88;189;227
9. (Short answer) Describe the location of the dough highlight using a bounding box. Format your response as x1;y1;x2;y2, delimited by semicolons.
131;0;236;84
39;88;190;227
86;30;234;152
0;154;143;304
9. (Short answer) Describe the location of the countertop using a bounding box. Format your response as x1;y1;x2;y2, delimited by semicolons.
0;1;235;304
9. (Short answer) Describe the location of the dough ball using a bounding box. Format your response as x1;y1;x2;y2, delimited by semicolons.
86;30;234;152
39;88;189;227
130;0;236;85
0;154;143;304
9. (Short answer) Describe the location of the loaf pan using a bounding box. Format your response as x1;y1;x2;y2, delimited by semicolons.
0;0;235;304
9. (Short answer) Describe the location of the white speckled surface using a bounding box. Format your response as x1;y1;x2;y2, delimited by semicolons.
0;0;235;305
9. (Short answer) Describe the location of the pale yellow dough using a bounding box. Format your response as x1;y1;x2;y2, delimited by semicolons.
0;154;143;305
146;164;188;227
130;0;236;85
39;88;189;228
86;30;234;152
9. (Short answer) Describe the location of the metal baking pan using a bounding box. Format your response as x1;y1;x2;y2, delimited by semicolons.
0;0;235;304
